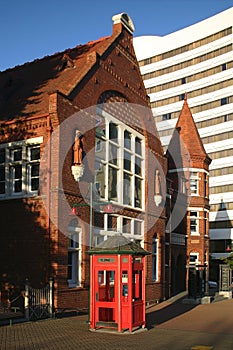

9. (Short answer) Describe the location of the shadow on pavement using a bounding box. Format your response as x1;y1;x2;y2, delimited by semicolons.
146;300;197;330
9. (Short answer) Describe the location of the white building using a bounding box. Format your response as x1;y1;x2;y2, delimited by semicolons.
134;7;233;260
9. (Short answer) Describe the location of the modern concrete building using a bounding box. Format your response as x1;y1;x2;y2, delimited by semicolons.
134;7;233;265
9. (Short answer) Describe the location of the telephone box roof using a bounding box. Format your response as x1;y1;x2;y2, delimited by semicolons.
88;234;150;255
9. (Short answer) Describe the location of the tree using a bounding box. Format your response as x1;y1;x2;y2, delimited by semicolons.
220;253;233;270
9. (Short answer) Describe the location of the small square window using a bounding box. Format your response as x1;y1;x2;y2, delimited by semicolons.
221;97;228;106
179;93;185;101
12;149;22;162
162;113;171;121
222;63;227;71
190;254;198;264
30;146;40;161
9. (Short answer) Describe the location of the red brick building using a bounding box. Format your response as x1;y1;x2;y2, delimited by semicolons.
166;95;211;297
0;14;211;314
0;13;168;313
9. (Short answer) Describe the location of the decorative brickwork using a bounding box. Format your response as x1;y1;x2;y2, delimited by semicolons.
167;96;211;295
0;14;167;312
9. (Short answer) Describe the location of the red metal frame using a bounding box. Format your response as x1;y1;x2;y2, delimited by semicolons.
90;253;146;332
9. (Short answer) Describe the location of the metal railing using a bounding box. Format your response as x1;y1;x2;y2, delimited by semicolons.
25;278;53;321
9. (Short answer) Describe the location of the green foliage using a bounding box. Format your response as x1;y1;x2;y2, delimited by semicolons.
220;253;233;269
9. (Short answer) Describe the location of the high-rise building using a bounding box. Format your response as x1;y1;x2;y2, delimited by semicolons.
134;7;233;263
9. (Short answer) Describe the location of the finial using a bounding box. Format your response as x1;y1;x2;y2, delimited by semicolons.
184;92;187;101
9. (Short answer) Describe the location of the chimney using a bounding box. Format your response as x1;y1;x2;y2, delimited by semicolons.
112;13;135;35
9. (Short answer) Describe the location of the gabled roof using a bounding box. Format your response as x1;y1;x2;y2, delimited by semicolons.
0;30;119;120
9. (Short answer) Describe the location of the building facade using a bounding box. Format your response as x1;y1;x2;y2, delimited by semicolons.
0;13;169;313
166;96;211;295
134;7;233;267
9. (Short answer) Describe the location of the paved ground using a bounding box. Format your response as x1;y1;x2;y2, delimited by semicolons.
1;297;233;350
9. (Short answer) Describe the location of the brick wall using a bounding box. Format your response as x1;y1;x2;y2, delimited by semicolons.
0;22;168;311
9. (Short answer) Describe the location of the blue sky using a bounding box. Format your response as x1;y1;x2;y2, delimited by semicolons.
1;0;233;71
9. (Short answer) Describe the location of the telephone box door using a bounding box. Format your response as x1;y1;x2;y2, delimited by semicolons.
94;267;118;328
132;268;144;326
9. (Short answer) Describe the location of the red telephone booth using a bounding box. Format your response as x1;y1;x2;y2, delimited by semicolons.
88;234;150;333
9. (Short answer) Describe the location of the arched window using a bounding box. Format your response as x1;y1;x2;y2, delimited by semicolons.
152;235;158;281
67;219;82;287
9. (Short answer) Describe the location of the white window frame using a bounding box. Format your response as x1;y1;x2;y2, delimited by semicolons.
107;214;144;240
95;109;145;210
120;215;144;240
11;161;22;194
190;172;199;196
96;214;144;244
0;137;42;199
68;220;82;288
27;145;40;193
190;211;199;235
189;252;199;265
204;173;208;198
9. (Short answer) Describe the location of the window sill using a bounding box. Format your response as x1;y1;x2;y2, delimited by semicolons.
0;192;39;200
68;283;82;289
